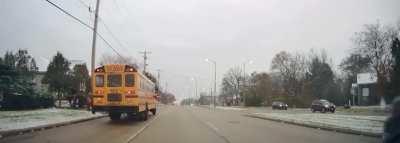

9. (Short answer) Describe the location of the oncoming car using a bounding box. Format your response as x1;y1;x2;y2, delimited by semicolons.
310;99;336;113
272;101;288;110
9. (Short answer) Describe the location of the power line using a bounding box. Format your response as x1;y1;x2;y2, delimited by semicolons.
98;17;130;53
76;0;130;54
77;0;90;9
45;0;129;63
96;31;127;62
45;0;92;30
112;0;125;16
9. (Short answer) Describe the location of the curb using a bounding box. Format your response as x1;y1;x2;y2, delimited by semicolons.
0;114;107;139
244;114;382;138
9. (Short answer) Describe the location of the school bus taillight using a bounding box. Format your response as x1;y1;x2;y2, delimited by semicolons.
126;90;134;94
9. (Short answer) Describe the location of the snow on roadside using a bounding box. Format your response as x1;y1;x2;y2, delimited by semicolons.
0;108;104;132
217;106;246;111
253;112;387;134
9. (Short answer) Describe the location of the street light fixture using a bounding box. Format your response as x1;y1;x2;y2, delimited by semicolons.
205;58;216;108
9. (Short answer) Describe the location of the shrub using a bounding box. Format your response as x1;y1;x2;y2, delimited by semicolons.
244;95;264;106
0;92;54;110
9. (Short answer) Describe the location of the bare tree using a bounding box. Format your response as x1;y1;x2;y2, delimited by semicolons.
353;22;398;105
99;54;139;68
271;51;307;97
221;66;243;105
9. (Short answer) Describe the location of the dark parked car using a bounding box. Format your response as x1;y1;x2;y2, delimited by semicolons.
272;101;288;110
311;99;335;113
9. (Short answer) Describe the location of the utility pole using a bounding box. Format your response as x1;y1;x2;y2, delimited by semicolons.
139;49;151;73
90;0;100;77
90;0;100;112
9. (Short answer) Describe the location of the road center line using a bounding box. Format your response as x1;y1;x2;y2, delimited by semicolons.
125;107;170;143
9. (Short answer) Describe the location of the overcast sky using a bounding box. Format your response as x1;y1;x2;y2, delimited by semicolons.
1;0;399;100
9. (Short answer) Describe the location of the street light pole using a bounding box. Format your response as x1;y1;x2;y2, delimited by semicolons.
214;61;216;108
205;58;217;108
242;60;253;106
191;77;198;104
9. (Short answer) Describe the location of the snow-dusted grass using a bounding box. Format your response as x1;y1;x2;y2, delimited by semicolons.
216;106;247;111
253;112;387;134
0;108;103;132
336;106;389;116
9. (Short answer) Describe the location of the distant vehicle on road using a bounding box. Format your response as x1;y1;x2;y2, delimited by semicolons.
91;64;157;121
311;99;335;113
272;101;288;110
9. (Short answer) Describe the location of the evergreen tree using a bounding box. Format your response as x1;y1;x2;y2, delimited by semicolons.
388;37;400;101
42;52;71;107
4;51;16;68
309;58;334;99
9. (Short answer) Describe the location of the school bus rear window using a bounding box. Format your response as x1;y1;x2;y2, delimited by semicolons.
108;74;122;87
126;74;135;87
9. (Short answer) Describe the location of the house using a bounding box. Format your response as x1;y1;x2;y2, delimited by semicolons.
351;73;379;106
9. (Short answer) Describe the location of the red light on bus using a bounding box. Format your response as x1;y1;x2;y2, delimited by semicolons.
95;90;104;94
126;90;135;94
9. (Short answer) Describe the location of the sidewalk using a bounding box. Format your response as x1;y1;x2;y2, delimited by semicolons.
0;108;105;137
247;111;386;137
208;105;387;137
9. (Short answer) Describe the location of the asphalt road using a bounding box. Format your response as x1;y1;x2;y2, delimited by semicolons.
0;105;380;143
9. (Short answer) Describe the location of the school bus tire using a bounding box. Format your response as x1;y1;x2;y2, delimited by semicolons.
150;108;157;115
141;109;149;121
139;105;149;121
109;112;121;121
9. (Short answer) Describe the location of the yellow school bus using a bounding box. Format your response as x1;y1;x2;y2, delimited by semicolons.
91;64;157;121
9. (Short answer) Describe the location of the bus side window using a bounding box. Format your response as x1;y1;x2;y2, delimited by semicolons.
140;79;142;89
95;75;104;87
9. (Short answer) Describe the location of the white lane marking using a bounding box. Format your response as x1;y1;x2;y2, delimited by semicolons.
125;107;170;143
206;121;219;131
186;107;231;143
204;121;231;143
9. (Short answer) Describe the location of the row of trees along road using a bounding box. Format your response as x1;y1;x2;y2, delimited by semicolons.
221;20;400;107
